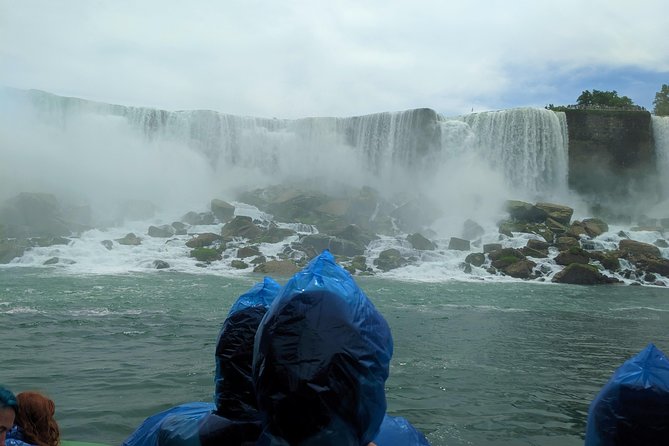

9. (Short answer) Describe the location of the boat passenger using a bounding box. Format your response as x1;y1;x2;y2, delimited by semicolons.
0;387;18;446
5;391;60;446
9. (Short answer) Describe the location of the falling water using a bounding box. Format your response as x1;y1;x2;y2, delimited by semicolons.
652;115;669;198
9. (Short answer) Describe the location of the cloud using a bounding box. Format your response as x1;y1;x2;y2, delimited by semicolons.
0;0;667;117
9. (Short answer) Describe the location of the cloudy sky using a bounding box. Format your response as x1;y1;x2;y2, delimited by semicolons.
1;0;668;118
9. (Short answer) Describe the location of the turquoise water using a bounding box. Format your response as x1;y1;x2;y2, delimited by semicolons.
2;268;668;445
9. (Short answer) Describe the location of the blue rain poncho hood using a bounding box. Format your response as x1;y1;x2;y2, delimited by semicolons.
214;276;281;419
585;343;669;445
253;250;393;446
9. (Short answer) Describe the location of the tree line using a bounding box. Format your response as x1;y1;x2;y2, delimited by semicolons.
546;84;669;116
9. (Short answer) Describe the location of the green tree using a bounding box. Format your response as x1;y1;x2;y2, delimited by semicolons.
576;89;635;108
653;84;669;116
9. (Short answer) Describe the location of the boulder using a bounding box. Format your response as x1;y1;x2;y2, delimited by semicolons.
506;200;547;223
101;240;113;250
462;219;485;240
221;216;263;240
237;245;261;259
0;192;71;237
448;237;470;251
373;248;408;272
489;248;526;269
210;199;235;223
298;234;365;257
148;224;175;238
582;218;609;237
253;259;300;276
502;259;536;279
483;243;503;253
152;260;170;269
252;223;296;244
186;232;222;248
555;236;580;251
333;224;377;247
30;236;70;247
230;260;248;269
407;233;436;251
552;263;620;285
555;247;591;266
190;247;222;262
181;211;216;226
619;239;662;258
566;221;588;239
464;252;485;267
116;233;142;246
171;221;188;235
654;239;669;248
535;202;573;225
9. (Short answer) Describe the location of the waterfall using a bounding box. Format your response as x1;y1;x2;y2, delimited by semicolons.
1;88;570;212
652;116;669;198
458;108;569;199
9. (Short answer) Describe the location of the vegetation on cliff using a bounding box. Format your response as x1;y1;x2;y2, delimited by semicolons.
653;84;669;116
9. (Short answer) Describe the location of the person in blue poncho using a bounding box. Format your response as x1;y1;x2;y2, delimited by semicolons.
584;342;669;446
122;277;282;446
253;250;429;446
123;252;429;446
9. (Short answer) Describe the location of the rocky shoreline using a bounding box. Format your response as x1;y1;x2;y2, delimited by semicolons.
1;190;668;286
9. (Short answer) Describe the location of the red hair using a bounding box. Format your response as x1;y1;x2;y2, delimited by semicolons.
15;391;60;446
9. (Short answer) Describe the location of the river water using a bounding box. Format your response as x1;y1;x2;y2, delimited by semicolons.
2;268;668;445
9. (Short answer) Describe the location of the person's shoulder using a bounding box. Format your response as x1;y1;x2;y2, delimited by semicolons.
6;438;35;446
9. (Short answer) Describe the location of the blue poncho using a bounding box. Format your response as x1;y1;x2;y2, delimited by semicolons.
253;250;393;446
585;343;669;445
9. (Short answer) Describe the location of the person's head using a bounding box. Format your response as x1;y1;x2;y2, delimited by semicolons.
14;391;60;446
214;277;280;420
253;251;393;446
0;386;18;446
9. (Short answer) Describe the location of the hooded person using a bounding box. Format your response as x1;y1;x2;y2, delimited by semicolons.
584;342;669;446
122;277;281;446
252;250;394;446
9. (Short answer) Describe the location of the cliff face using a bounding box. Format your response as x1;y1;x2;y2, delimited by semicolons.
564;109;657;201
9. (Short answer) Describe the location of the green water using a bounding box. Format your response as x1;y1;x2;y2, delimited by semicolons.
2;269;668;445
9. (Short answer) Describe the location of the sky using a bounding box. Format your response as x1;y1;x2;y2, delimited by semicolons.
1;0;668;119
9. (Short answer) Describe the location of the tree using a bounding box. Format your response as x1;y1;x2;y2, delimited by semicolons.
576;89;635;108
653;84;669;116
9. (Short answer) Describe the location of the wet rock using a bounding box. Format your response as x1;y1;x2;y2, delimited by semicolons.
237;245;261;258
152;260;170;269
582;218;609;237
555;247;591;266
116;233;142;246
552;263;620;285
186;233;222;249
148;224;175;238
464;252;485;267
190;247;222;262
230;260;248;269
221;216;263;240
373;248;408;272
462;219;485;240
253;259;300;276
101;240;113;250
448;237;470;251
407;233;436;251
210;199;235;223
535;202;573;225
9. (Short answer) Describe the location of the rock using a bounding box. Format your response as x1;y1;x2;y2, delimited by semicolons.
566;221;588;239
0;192;71;237
520;246;548;259
619;239;661;258
253;259;300;276
555;247;591;266
171;222;188;235
186;233;222;248
237;245;261;258
148;224;175;238
555;236;580;251
582;218;609;237
116;233;142;246
299;234;365;257
506;200;547;223
152;260;170;269
253;223;296;244
221;216;263;240
535;202;573;225
464;252;485;267
588;251;621;271
448;237;470;251
462;219;485;240
333;224;377;247
552;263;620;285
502;259;536;279
489;248;526;269
189;247;222;262
349;255;369;273
545;217;569;234
373;248;408;272
210;199;235;223
101;240;113;250
654;239;669;248
230;260;248;269
407;233;436;251
44;257;60;265
483;243;503;253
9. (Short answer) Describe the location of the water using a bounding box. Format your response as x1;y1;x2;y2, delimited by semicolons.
2;268;668;445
